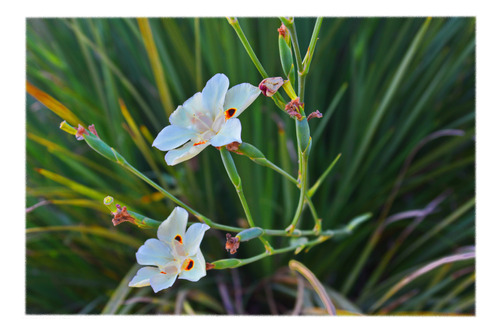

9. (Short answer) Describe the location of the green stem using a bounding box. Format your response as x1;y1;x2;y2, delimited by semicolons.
212;235;329;269
237;142;320;231
286;149;308;233
227;17;287;111
219;147;255;228
280;17;306;99
302;17;323;75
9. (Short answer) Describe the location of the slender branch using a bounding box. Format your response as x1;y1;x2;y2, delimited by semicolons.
227;17;287;111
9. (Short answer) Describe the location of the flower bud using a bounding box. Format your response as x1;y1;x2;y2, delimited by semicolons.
236;227;264;242
277;23;290;45
278;26;295;87
210;258;242;270
259;77;284;97
220;147;241;188
225;233;240;254
75;124;89;141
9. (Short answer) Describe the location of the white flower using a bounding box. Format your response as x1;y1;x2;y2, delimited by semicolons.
129;207;210;293
152;73;261;165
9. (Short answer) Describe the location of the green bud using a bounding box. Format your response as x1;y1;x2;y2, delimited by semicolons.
237;142;265;159
211;258;242;270
237;143;275;169
84;134;118;162
220;146;241;188
103;196;114;206
296;118;311;154
236;227;264;242
279;33;295;87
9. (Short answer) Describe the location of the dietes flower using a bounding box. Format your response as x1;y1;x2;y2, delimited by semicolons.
152;73;261;165
129;207;210;293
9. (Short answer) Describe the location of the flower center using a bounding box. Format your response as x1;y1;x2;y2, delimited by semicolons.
190;112;213;132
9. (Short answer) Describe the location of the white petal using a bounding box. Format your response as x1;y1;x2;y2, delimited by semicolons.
157;207;188;244
169;92;210;130
178;251;206;282
183;223;210;256
136;239;174;266
152;125;196;151
129;266;159;287
223;83;261;118
209;118;242;147
164;140;209;165
150;272;178;293
202;73;229;119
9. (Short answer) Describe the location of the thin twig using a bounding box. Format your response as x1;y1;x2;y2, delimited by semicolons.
217;277;235;315
265;281;279;315
231;268;244;314
291;275;305;315
26;199;51;213
174;290;189;315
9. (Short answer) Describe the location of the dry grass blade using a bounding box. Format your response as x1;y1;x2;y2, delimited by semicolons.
370;250;475;312
289;260;336;315
26;81;84;126
291;275;305;315
137;18;174;116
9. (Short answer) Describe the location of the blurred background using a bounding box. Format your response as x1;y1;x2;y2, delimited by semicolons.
26;17;475;315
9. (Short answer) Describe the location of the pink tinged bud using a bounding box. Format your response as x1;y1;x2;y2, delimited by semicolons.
75;124;89;141
112;204;135;226
226;141;242;154
225;233;241;254
259;77;284;97
285;98;305;120
277;24;290;44
307;110;323;121
88;124;100;138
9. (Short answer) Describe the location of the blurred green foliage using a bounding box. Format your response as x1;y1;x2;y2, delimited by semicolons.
26;17;475;315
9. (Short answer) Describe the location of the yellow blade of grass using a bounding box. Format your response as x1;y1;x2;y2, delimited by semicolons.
137;18;174;116
26;81;84;126
27;199;106;213
26;225;142;248
36;168;107;201
118;99;172;189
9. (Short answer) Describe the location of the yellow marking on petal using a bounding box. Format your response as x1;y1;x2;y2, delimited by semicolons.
224;108;237;120
193;140;207;146
174;234;183;244
183;259;195;271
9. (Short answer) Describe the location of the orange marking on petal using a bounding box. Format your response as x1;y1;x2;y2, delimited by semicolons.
160;271;167;274
183;259;195;271
224;108;237;120
193;140;207;146
174;234;183;244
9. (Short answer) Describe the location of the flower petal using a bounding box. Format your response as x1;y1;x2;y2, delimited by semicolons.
223;83;261;118
178;251;206;282
150;272;178;293
202;73;229;119
152;125;196;151
136;238;174;266
183;223;210;256
129;266;160;287
209;118;242;147
157;206;188;244
169;92;212;131
164;140;209;165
